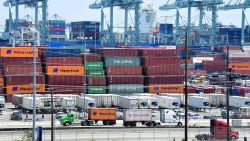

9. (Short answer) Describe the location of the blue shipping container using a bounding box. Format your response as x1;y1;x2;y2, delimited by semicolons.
43;48;81;57
50;31;65;35
159;24;173;35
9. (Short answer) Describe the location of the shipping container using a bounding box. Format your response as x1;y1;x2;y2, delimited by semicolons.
229;51;250;58
43;48;81;57
147;76;184;84
192;57;214;63
85;62;103;71
139;48;177;57
142;57;180;66
47;85;84;94
107;76;144;84
119;96;138;109
46;66;84;75
104;57;141;66
62;97;76;110
186;70;207;76
5;75;45;85
158;96;180;109
86;94;119;107
4;65;43;75
87;70;105;77
82;53;101;62
229;63;250;70
0;47;38;57
106;66;142;75
22;97;41;110
0;69;3;77
76;96;96;110
99;48;138;57
144;66;182;75
123;109;152;122
1;57;40;66
203;61;227;72
148;84;184;93
6;84;46;94
0;78;4;87
45;57;82;66
88;108;116;121
47;75;84;86
63;46;86;52
87;86;106;94
109;84;144;93
87;77;106;86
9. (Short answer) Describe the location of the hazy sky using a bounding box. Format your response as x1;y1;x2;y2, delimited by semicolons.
0;0;249;32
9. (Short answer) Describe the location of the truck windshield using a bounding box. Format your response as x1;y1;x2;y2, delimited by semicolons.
0;104;4;108
245;101;250;106
203;102;209;106
151;102;158;106
89;103;95;107
141;102;148;107
172;102;179;106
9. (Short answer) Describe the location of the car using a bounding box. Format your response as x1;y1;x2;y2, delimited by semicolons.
188;112;203;119
11;111;22;120
56;111;67;119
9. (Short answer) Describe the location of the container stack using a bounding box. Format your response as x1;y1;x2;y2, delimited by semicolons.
44;48;84;94
141;48;184;94
85;59;106;94
49;20;66;41
0;47;45;102
101;48;144;94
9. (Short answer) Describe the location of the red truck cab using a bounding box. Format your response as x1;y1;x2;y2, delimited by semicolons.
211;119;239;140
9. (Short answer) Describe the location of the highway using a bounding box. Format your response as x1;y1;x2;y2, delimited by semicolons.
0;128;250;141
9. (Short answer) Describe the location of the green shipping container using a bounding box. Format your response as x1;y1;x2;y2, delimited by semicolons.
49;20;66;24
87;70;105;77
63;46;86;51
85;62;103;71
88;86;106;94
104;57;140;66
109;84;144;93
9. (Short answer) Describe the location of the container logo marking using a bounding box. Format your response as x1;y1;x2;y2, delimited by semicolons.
12;86;18;91
6;50;12;54
53;68;59;73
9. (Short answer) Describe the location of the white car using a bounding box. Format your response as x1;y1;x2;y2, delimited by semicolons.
188;112;203;119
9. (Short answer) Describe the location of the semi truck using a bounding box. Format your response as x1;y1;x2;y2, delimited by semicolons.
60;108;116;126
123;109;161;127
229;96;250;108
195;119;239;141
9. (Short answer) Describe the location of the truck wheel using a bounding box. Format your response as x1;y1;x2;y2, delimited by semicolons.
177;122;183;127
132;122;136;127
103;121;107;125
231;136;236;141
106;121;110;125
64;122;70;126
81;121;87;126
88;121;94;126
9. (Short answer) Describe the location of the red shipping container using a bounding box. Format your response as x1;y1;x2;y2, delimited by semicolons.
2;57;41;66
147;76;184;84
233;70;250;76
49;27;65;32
82;53;102;62
143;57;180;66
4;65;43;75
47;85;84;94
5;75;45;85
179;59;193;64
47;75;84;86
99;48;138;57
204;87;215;94
203;61;227;71
230;58;250;63
106;66;142;75
45;57;82;66
139;49;177;57
87;77;106;86
223;46;241;52
107;76;144;84
186;70;207;76
145;66;182;75
187;86;196;93
176;46;186;51
215;87;225;94
0;69;4;77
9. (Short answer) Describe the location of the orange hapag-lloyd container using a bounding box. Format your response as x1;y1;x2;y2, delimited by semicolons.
0;78;4;87
149;84;184;93
0;47;38;57
47;66;84;75
6;84;46;94
229;63;250;70
88;108;117;121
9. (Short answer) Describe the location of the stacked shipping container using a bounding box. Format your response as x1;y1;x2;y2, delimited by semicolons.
49;20;66;41
44;48;84;94
101;48;144;93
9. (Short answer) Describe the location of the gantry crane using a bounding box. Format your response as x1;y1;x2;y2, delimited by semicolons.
3;0;48;44
160;0;223;46
219;0;250;46
89;0;143;46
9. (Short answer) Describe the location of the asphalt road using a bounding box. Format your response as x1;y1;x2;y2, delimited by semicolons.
0;128;250;141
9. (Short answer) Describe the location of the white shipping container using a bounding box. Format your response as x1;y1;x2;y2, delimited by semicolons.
123;109;152;122
131;96;148;109
158;96;180;109
144;96;159;109
192;57;214;63
242;80;250;87
245;93;250;98
86;94;118;107
189;96;210;109
205;94;225;107
229;51;250;58
22;97;41;110
12;94;25;107
0;96;5;110
62;97;76;110
111;94;120;107
119;96;138;109
76;96;96;110
229;96;250;108
243;46;250;51
232;119;242;126
159;93;183;105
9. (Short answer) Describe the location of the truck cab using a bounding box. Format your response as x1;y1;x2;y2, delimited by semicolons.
60;112;77;126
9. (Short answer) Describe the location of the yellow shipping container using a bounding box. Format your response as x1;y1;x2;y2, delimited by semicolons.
0;47;38;57
149;84;184;93
47;66;84;75
6;84;46;94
